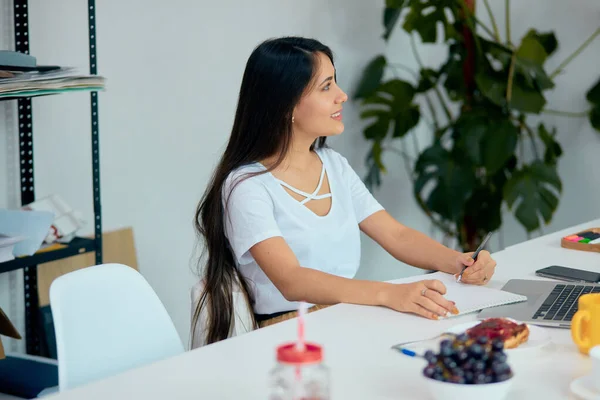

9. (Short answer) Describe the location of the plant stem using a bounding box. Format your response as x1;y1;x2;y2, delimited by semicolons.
409;33;425;69
409;35;454;123
414;192;457;237
505;0;511;46
411;130;421;158
542;108;591;118
388;63;419;79
382;145;414;162
398;140;416;180
483;0;501;42
472;15;498;41
506;52;517;104
521;120;540;160
458;0;483;54
423;96;440;131
519;136;525;166
550;27;600;78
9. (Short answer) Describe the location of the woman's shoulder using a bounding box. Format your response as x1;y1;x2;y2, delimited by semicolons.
223;163;270;196
316;146;352;171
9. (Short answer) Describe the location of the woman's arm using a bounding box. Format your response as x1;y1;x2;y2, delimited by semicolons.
359;210;461;274
359;210;497;285
249;236;458;319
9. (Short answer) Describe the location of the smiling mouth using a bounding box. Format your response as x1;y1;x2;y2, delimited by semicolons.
331;111;342;120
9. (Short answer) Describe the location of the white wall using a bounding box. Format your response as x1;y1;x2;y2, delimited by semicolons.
0;0;599;351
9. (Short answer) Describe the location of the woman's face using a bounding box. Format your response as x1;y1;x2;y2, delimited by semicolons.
292;52;348;141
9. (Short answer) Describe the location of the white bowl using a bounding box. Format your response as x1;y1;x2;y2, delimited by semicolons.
422;374;514;400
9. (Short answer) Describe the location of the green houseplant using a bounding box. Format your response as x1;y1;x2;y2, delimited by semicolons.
355;0;600;250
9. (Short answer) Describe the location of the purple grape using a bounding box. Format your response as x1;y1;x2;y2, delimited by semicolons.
468;343;484;358
491;361;510;375
443;357;457;369
474;373;487;384
456;333;469;342
432;372;445;381
480;352;490;363
492;338;504;351
473;360;486;372
440;346;453;357
455;349;469;363
496;372;513;382
424;350;437;364
464;371;474;384
491;351;507;363
423;365;436;378
477;335;489;345
462;359;474;371
450;375;466;384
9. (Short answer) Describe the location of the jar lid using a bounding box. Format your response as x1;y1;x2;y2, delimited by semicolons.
276;342;323;365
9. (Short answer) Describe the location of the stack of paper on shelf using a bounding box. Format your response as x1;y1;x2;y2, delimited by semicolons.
0;66;105;98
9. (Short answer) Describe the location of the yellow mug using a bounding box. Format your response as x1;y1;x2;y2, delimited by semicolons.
572;293;600;354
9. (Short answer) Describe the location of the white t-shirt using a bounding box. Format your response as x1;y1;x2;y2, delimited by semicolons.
223;147;384;315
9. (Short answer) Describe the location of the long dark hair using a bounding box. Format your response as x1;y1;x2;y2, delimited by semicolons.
192;37;334;346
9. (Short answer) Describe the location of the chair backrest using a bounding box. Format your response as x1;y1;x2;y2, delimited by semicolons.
189;277;255;349
49;263;184;391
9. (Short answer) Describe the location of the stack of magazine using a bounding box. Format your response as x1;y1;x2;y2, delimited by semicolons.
0;66;105;99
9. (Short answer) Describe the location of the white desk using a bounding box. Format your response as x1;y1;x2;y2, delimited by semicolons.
47;218;600;399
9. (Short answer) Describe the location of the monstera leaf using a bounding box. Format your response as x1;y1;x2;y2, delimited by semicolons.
503;161;562;232
586;77;600;132
414;144;476;222
402;0;455;43
383;0;406;40
476;30;556;114
454;113;519;174
354;55;387;100
514;30;555;91
439;43;468;101
360;79;421;140
364;141;384;190
537;123;563;164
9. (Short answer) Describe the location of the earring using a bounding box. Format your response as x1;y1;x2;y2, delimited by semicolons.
292;116;295;123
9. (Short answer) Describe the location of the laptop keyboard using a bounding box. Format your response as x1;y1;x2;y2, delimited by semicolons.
532;284;600;322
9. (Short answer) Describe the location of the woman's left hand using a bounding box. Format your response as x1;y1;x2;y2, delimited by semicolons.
453;250;497;285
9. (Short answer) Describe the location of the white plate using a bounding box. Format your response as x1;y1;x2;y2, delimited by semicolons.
570;374;600;400
445;319;551;353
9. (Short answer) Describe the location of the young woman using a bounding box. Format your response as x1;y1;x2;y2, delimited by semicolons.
191;36;496;347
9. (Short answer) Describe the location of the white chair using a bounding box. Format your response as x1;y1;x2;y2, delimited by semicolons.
190;277;255;349
49;263;184;392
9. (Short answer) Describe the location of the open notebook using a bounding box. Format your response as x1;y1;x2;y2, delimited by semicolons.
390;271;527;317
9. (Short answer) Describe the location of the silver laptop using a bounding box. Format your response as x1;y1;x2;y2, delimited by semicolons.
477;279;600;328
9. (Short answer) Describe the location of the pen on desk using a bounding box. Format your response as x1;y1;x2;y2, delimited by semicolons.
457;231;493;283
392;346;424;359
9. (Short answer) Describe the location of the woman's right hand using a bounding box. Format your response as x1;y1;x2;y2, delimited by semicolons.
380;279;459;320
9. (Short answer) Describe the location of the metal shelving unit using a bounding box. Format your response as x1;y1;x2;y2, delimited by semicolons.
0;0;103;357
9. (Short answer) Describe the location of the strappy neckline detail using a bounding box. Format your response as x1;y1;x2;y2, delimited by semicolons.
273;162;332;205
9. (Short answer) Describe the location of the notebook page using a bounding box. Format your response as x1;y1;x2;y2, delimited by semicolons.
388;272;527;316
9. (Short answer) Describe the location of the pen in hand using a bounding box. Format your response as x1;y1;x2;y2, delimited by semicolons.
457;232;493;283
